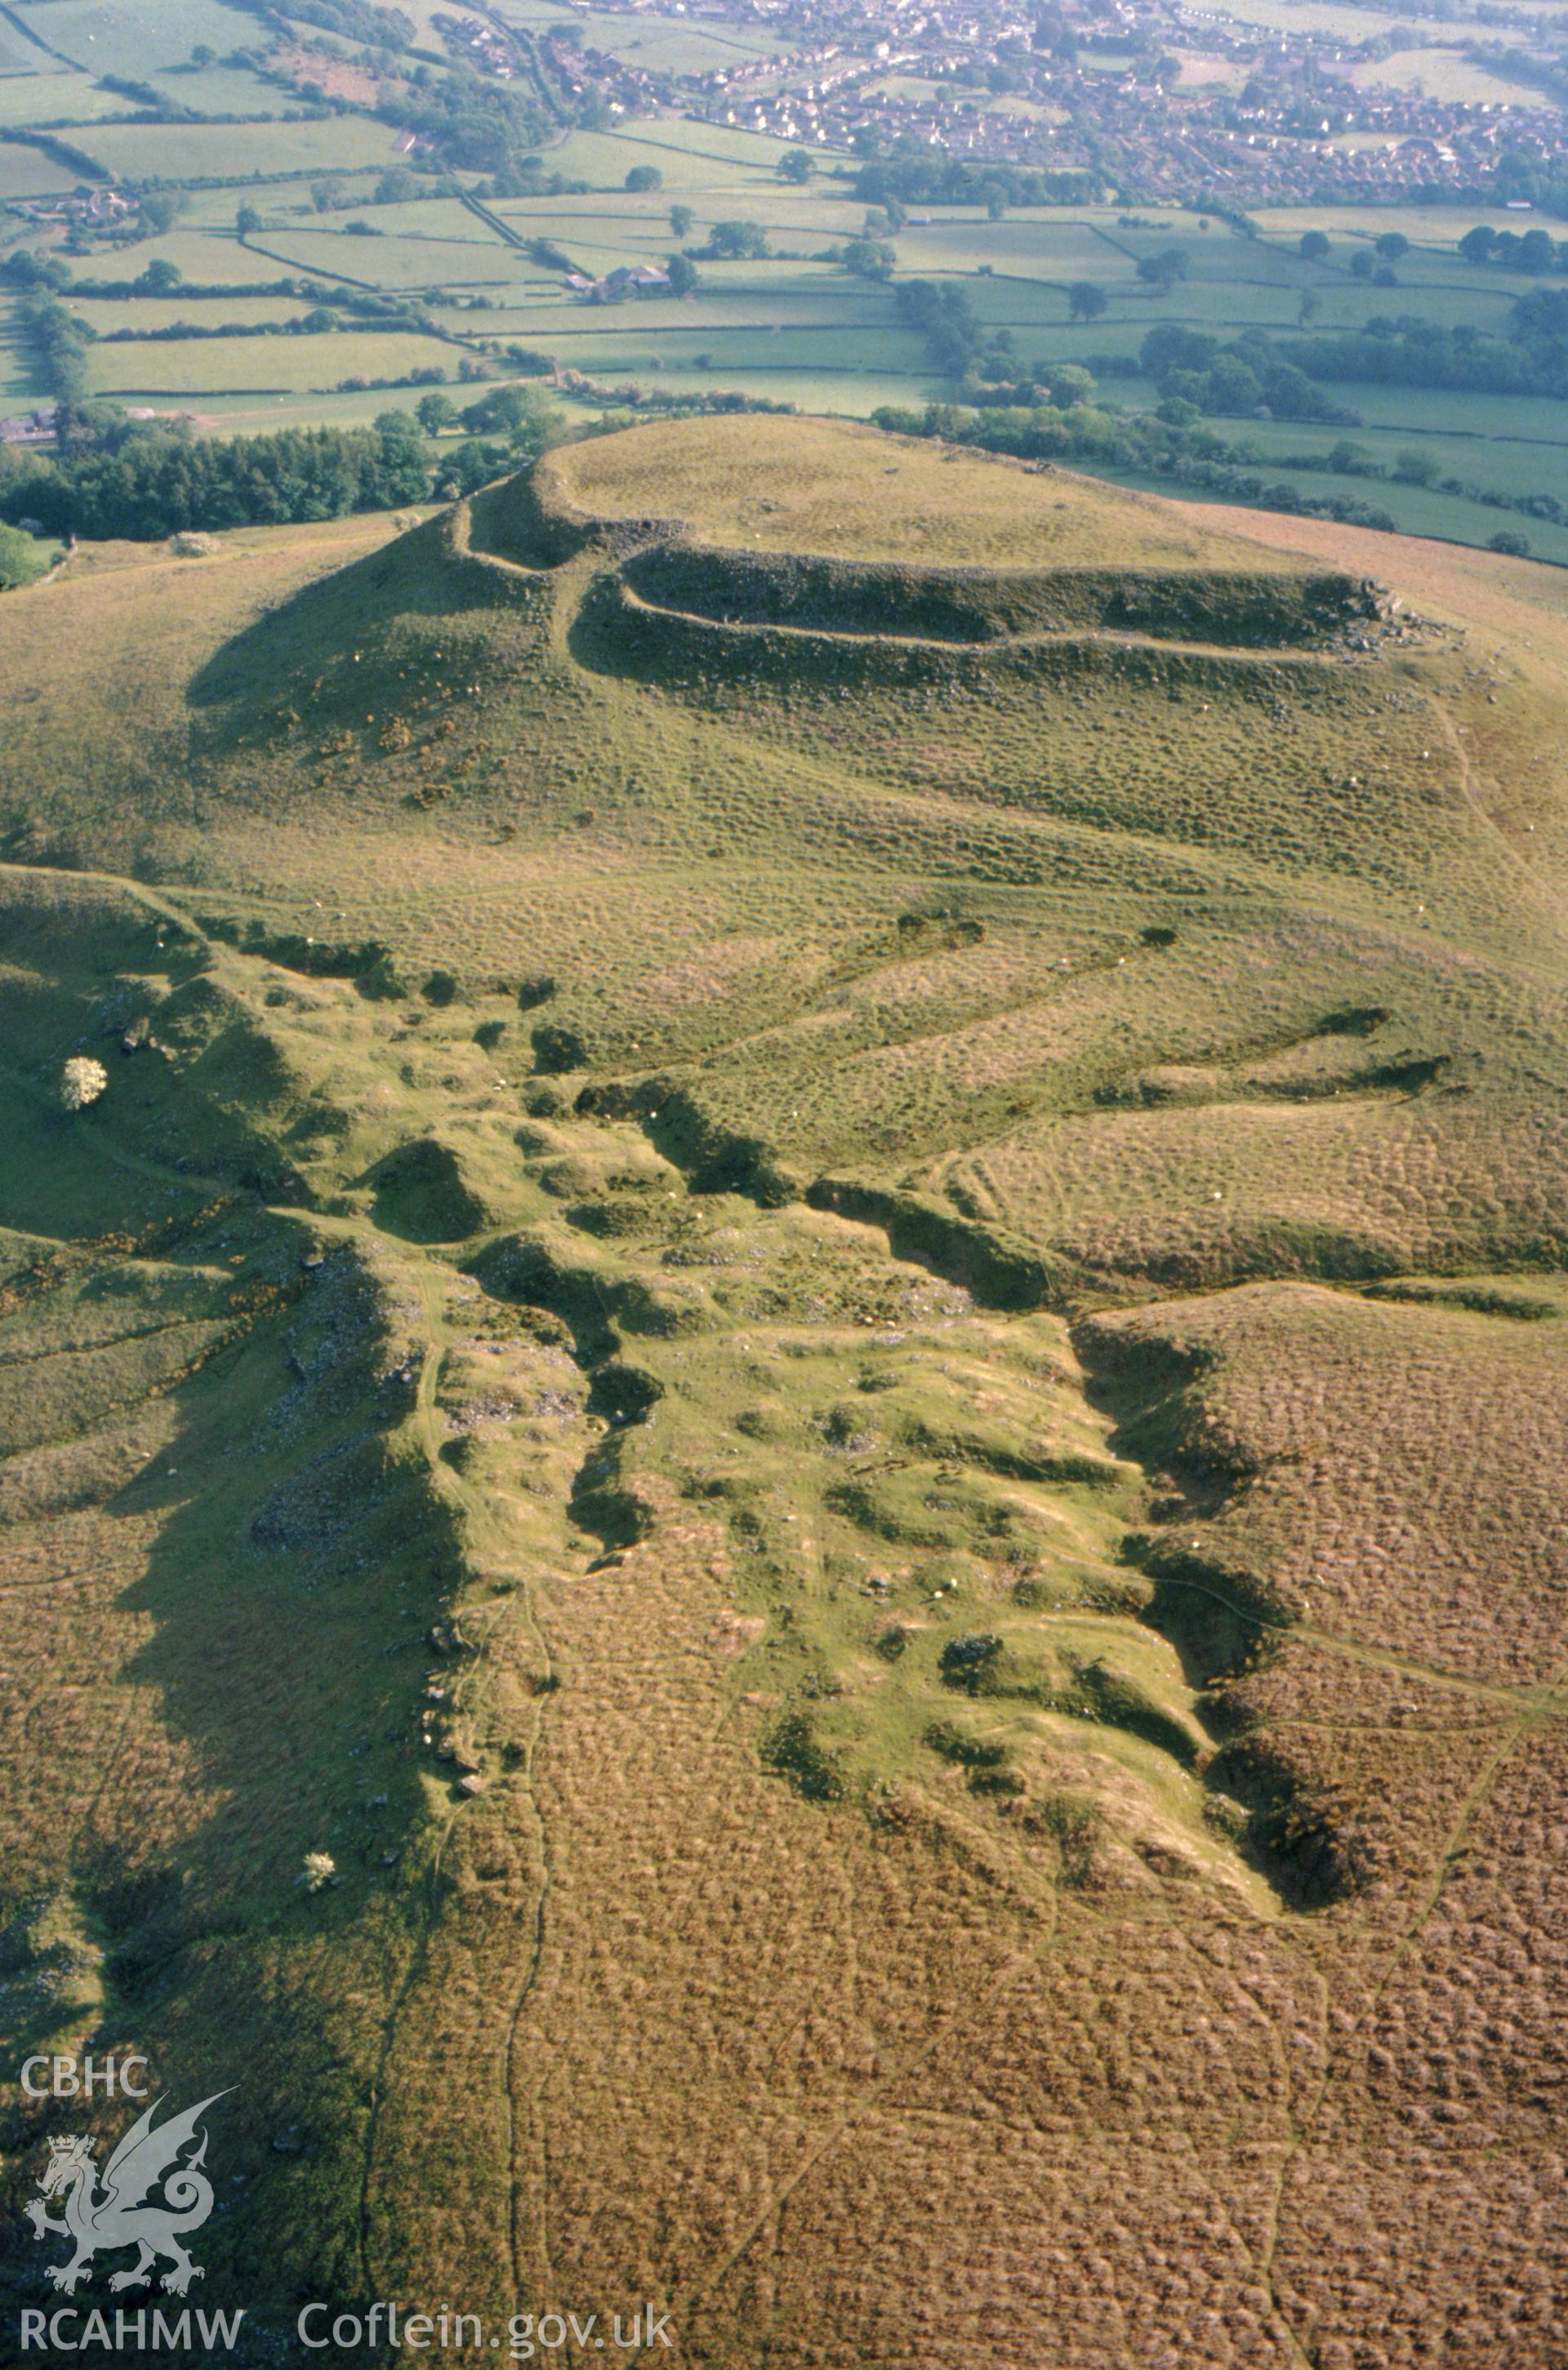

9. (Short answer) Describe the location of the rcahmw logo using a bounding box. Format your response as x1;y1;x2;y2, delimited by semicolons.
18;2078;244;2350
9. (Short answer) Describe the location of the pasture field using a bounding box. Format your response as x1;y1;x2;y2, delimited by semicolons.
1259;200;1567;246
330;195;504;246
1311;383;1568;460
0;69;139;122
75;225;330;282
559;112;838;170
84;325;470;395
0;418;1566;2361
1350;46;1563;107
244;225;527;290
490;185;869;247
492;0;791;74
82;111;403;180
0;17;73;74
0;138;77;197
524;319;929;381
8;0;289;113
1194;0;1477;38
866;71;1067;119
1107;455;1568;566
175;173;389;231
0;301;37;398
71;292;321;331
8;0;261;74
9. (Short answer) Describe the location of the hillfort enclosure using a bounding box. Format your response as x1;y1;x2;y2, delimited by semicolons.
2;0;1568;2363
0;408;1566;2361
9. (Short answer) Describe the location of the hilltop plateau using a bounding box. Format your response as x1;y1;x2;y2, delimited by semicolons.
2;414;1567;2366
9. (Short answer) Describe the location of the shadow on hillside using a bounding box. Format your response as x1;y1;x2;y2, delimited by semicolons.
184;509;532;749
0;898;467;2319
92;1242;461;2290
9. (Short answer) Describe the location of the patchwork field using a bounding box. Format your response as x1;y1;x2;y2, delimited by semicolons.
0;0;1561;566
0;416;1565;2362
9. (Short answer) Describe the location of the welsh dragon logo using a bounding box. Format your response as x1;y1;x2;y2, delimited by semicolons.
26;2092;229;2297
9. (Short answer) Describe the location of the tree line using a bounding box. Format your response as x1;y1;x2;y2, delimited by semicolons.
0;414;432;539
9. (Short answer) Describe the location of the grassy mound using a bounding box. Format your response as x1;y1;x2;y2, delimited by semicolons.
538;412;1303;569
623;542;1383;649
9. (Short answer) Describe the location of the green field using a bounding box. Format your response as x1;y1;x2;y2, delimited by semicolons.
1106;449;1568;567
1196;0;1476;37
81;111;403;180
0;69;141;122
1261;202;1561;246
85;326;469;396
0;16;72;75
0;138;78;197
72;292;314;330
9;0;260;72
246;225;524;289
9;0;287;111
492;0;789;75
1350;47;1561;108
0;18;1562;562
180;173;387;225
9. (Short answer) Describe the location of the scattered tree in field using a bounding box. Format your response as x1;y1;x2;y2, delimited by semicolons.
897;277;982;373
136;192;182;238
625;165;662;193
2;248;69;292
61;1058;107;1111
1067;280;1107;322
666;254;699;296
1137;247;1188;289
1298;229;1330;261
707;220;769;260
1490;528;1530;555
778;148;815;183
1375;231;1410;261
1298;291;1319;327
236;205;261;238
1042;363;1095;408
840;238;896;281
0;523;45;591
416;391;458;435
669;203;693;240
1393;448;1437;484
453;381;561;459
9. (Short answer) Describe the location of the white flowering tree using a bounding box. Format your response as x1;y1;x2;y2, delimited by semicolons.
60;1058;108;1111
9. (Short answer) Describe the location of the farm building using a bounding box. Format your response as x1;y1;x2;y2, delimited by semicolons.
570;264;674;302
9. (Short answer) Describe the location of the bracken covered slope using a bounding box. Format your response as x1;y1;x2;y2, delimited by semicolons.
1;416;1566;2367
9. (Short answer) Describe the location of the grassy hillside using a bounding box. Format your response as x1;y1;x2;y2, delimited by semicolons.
1;417;1566;2365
